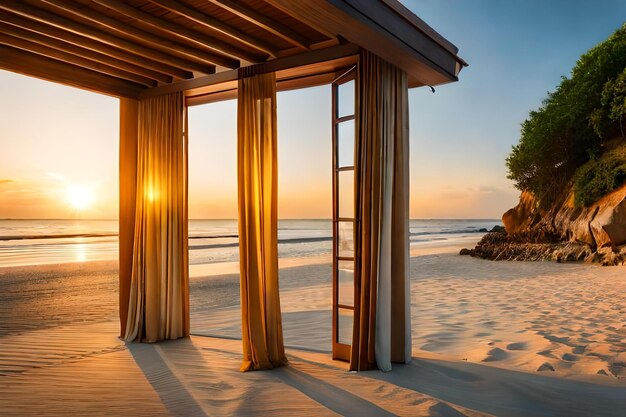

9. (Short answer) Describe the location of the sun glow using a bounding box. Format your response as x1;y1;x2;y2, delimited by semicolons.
147;187;157;203
66;185;94;210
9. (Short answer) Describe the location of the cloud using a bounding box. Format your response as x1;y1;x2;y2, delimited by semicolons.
0;179;14;185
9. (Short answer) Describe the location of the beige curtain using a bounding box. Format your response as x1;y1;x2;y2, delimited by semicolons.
124;92;189;343
237;71;287;371
351;50;411;371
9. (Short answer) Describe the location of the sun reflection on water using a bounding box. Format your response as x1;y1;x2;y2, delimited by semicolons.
74;242;87;263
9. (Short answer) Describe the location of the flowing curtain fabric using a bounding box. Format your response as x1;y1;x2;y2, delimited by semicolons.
124;92;189;343
237;72;287;371
351;51;411;371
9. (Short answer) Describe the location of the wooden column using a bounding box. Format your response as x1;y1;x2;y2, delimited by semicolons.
119;98;138;338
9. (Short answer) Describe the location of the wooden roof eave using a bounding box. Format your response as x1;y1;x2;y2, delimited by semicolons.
264;0;467;88
0;0;466;101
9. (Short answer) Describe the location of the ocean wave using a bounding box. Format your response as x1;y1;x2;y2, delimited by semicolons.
189;234;238;239
1;227;489;245
190;236;331;250
0;233;118;241
0;234;331;248
410;228;488;236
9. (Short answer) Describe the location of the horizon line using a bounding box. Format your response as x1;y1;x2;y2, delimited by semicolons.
0;217;503;221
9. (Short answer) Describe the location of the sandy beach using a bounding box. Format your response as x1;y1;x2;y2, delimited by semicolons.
1;239;625;416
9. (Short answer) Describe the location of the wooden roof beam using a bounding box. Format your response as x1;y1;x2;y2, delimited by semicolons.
0;29;156;87
149;0;278;58
140;43;359;99
0;10;174;83
36;0;217;74
0;1;194;80
93;0;254;66
0;22;161;86
208;0;312;50
0;44;144;98
186;68;353;106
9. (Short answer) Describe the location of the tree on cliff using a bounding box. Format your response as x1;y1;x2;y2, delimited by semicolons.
506;24;626;207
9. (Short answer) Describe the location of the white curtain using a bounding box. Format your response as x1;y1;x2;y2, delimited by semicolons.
352;50;411;371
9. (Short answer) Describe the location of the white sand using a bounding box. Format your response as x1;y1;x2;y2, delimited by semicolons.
1;240;626;416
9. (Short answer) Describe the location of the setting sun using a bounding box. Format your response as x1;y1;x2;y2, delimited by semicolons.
66;185;94;210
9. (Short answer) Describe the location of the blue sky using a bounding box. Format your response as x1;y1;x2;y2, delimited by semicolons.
1;1;624;219
405;0;626;217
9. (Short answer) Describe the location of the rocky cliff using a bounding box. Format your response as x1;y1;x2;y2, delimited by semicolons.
462;184;626;265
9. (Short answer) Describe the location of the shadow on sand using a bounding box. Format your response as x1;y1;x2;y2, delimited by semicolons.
367;357;626;417
129;335;626;417
128;340;208;417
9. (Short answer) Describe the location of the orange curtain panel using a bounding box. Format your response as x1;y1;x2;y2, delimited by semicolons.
122;92;189;343
237;71;287;371
351;50;411;371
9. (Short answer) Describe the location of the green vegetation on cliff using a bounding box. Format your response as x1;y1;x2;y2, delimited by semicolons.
574;143;626;207
506;24;626;207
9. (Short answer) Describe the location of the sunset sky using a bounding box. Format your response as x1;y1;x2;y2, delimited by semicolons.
1;0;625;220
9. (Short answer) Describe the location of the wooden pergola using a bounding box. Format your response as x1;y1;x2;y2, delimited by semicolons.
0;0;465;100
0;0;466;371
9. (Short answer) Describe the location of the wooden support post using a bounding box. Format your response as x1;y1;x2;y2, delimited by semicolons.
119;98;138;338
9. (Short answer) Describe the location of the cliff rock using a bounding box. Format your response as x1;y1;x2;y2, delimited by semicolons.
464;184;626;265
502;190;539;236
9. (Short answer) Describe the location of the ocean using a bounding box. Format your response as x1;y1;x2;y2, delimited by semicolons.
0;219;500;267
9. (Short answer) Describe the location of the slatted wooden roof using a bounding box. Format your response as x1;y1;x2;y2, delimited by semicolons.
0;0;467;103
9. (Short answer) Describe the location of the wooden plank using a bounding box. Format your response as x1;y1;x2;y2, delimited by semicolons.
149;0;278;58
209;0;311;50
273;71;339;93
185;88;236;106
0;10;174;83
185;70;342;106
92;0;245;67
0;17;170;84
36;0;217;74
92;0;243;68
0;1;193;79
143;68;237;99
0;45;144;98
0;29;156;87
260;0;337;40
278;38;341;58
140;43;359;98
